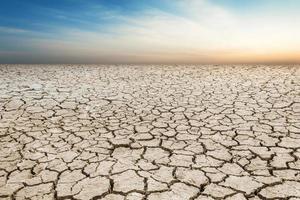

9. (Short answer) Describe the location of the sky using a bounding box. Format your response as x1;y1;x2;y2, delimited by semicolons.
0;0;300;64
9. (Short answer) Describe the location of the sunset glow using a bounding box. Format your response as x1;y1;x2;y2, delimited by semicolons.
1;0;300;63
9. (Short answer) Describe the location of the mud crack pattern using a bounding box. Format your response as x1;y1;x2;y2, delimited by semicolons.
0;65;300;200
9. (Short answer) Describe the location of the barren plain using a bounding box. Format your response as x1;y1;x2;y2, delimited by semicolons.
0;65;299;200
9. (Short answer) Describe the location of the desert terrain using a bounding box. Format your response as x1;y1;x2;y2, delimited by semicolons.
0;65;299;199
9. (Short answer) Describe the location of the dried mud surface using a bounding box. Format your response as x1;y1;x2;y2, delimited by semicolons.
0;65;299;200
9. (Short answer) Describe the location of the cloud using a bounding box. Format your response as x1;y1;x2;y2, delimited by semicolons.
0;26;31;34
1;0;300;63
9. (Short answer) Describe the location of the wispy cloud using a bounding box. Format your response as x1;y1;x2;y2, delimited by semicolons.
0;26;31;34
1;0;300;63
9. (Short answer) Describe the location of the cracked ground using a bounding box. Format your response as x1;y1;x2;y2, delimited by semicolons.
0;65;300;200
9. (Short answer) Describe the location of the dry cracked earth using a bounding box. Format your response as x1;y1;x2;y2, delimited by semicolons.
0;65;300;200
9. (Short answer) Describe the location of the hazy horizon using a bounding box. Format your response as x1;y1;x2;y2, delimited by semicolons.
1;0;300;64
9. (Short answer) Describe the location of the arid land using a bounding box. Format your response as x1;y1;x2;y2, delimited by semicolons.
0;65;299;200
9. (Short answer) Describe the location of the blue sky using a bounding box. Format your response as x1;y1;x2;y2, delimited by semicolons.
0;0;300;63
0;0;178;36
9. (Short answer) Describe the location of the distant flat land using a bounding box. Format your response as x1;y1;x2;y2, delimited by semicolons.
0;65;299;200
